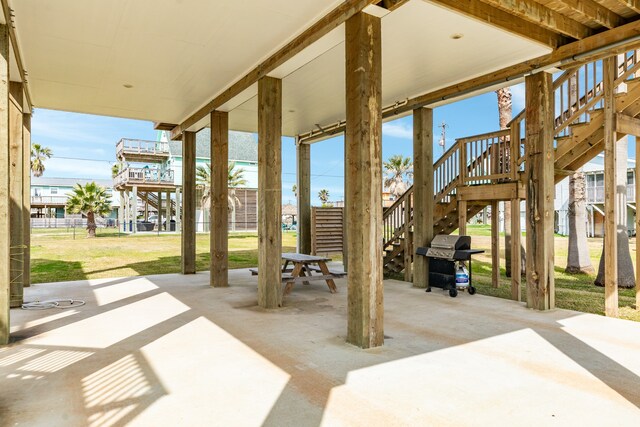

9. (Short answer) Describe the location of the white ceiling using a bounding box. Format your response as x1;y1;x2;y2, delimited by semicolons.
12;0;551;136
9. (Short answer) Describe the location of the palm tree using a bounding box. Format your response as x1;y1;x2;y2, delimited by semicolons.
566;168;593;274
292;184;298;198
383;155;412;198
318;189;330;206
31;143;53;177
196;161;248;211
66;182;112;238
111;162;123;178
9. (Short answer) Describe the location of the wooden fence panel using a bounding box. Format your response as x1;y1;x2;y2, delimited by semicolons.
311;207;343;255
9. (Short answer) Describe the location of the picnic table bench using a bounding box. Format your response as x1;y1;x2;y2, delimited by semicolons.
249;253;346;294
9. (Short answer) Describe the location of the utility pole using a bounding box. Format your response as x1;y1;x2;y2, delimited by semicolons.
438;121;447;155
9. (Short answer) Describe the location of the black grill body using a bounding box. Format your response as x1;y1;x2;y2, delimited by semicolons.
416;235;484;297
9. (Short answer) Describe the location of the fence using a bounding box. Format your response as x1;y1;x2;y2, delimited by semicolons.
311;207;343;255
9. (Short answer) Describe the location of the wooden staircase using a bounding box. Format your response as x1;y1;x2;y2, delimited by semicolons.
383;51;640;276
138;191;176;216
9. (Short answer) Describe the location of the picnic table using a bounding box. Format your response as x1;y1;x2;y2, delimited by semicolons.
249;253;346;295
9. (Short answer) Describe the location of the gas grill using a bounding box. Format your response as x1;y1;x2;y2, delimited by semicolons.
416;234;484;297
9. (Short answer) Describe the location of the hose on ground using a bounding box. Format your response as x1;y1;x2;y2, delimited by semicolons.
22;299;86;310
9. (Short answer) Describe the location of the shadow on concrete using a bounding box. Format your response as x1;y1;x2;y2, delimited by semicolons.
2;273;640;426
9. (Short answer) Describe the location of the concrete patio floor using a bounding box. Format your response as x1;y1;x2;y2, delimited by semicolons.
2;269;640;426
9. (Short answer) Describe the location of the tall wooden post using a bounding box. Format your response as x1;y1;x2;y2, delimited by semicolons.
636;134;640;311
157;191;162;230
165;191;171;228
0;24;10;345
257;76;283;308
296;139;311;254
118;191;125;231
525;71;555;310
22;112;31;288
491;201;500;287
9;82;23;308
345;11;383;349
413;107;433;289
511;198;521;301
132;186;138;233
181;131;196;274
176;187;182;232
458;200;467;235
210;111;229;288
603;56;619;317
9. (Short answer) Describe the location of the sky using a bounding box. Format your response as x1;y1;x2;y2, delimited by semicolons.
28;81;568;206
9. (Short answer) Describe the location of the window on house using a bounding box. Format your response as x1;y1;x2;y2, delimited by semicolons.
628;171;634;185
50;187;58;195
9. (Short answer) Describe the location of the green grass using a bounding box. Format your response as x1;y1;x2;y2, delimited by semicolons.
30;225;639;322
440;225;640;322
31;230;298;284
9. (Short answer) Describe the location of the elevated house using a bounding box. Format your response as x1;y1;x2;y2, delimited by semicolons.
114;130;258;232
31;177;118;225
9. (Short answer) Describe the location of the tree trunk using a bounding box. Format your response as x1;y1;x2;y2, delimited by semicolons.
595;136;636;288
87;211;97;238
496;87;526;276
566;168;594;273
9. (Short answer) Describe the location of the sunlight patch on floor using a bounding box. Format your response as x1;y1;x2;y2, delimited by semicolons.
83;354;153;427
321;328;640;426
0;348;46;367
129;317;290;426
90;278;159;306
25;293;190;348
18;349;93;373
10;309;79;333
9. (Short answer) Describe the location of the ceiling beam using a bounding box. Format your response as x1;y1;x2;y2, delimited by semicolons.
170;0;380;140
431;0;569;48
478;0;593;39
617;1;640;14
299;18;640;143
555;0;624;29
1;0;32;112
376;0;411;11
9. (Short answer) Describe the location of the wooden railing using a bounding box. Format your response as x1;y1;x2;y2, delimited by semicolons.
383;50;640;269
116;138;170;158
459;130;510;185
114;167;175;187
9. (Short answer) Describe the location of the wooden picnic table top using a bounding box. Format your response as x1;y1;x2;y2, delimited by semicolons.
281;253;331;263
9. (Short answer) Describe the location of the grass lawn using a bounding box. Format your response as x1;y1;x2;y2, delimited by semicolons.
30;226;639;321
451;226;640;322
31;229;297;284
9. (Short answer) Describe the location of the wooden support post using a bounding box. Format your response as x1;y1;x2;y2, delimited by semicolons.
9;82;23;308
603;56;619;317
636;134;640;311
403;194;412;282
511;198;522;301
176;187;182;232
181;131;196;274
210;111;229;288
144;198;149;222
458;200;467;235
491;201;500;287
118;191;125;231
296;140;311;254
132;186;138;233
345;11;383;348
22;113;30;288
525;71;555;311
510;120;520;181
412;107;433;289
165;191;171;228
343;140;348;272
0;24;10;345
157;191;162;231
257;76;283;308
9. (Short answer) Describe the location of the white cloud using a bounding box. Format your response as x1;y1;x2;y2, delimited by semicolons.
382;122;413;140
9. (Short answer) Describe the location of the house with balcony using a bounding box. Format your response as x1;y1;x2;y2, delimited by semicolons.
114;130;258;232
552;154;637;237
31;177;119;226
